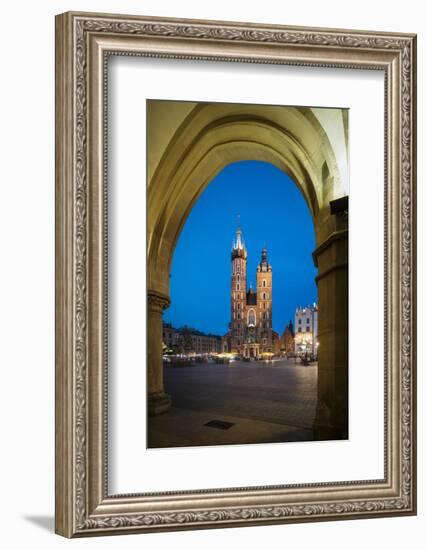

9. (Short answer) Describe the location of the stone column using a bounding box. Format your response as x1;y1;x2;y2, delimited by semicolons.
147;291;171;416
312;227;348;440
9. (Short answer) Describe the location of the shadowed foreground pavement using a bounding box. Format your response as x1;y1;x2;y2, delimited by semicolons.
148;359;317;448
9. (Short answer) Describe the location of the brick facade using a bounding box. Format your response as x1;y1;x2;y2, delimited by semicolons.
227;226;274;358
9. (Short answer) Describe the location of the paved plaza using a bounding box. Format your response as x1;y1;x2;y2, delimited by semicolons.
148;359;317;448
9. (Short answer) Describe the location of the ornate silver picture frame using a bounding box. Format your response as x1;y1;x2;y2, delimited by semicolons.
55;11;417;537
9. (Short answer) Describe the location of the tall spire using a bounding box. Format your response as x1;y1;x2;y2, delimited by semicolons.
231;216;247;259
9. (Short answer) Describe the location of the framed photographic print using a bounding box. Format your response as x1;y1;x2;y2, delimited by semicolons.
55;11;417;537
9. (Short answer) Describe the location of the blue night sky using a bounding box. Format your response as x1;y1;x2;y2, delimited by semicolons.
163;161;318;336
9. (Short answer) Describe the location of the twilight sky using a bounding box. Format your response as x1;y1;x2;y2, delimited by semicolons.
163;160;318;335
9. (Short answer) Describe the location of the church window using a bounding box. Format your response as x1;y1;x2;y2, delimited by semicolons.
237;274;240;281
237;312;240;320
263;280;266;287
237;283;240;290
248;309;256;326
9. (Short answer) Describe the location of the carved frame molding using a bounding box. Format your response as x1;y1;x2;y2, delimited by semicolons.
55;11;416;537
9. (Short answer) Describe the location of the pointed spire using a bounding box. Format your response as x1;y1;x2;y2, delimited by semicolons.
231;216;247;260
235;214;243;250
261;247;267;262
232;216;245;251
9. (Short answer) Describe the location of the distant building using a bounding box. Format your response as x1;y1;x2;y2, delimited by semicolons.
272;330;280;354
162;322;221;355
294;304;318;357
162;322;178;350
279;320;295;355
224;224;274;359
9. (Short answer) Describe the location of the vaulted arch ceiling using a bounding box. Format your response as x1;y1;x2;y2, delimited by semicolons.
147;100;347;297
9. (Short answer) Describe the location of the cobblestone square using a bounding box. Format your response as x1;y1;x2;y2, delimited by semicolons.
148;358;317;448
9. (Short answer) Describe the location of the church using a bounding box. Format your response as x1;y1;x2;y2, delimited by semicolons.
224;225;274;359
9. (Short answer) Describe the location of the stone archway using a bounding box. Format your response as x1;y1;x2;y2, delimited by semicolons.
147;101;348;440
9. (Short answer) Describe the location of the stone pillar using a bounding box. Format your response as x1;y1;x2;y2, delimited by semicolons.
147;291;171;416
312;228;348;440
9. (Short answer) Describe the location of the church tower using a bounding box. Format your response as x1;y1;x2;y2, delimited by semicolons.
256;247;273;352
230;224;247;355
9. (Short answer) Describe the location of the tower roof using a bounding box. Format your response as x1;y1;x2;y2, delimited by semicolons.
257;246;272;271
231;220;247;260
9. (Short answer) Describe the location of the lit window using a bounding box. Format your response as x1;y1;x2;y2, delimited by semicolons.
248;309;256;326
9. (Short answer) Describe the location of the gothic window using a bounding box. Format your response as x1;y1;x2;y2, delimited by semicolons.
237;312;241;320
263;280;266;287
248;309;256;326
237;283;240;291
237;274;240;281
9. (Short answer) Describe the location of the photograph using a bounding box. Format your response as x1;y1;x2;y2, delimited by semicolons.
52;10;416;537
147;99;349;449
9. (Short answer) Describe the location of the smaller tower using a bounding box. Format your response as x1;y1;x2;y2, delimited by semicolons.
256;247;273;352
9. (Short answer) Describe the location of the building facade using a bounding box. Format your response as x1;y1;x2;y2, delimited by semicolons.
294;304;318;357
277;320;295;355
227;225;274;358
162;323;221;355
